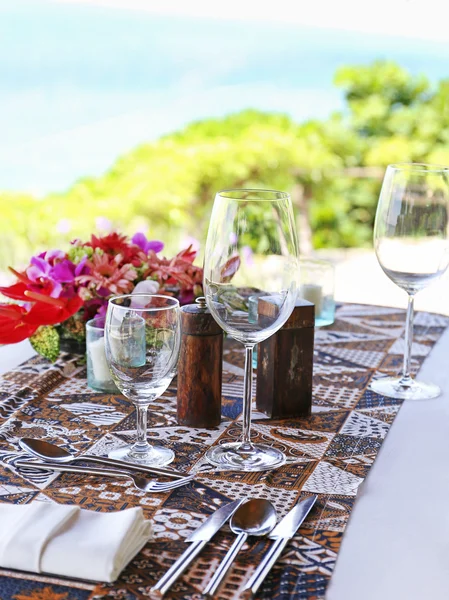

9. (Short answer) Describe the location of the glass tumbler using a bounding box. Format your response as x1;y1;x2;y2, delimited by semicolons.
86;317;118;393
299;258;335;327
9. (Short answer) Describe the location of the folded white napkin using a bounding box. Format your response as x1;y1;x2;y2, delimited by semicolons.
0;502;152;582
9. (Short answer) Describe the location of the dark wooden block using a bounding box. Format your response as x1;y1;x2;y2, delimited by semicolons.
177;300;223;427
256;298;314;418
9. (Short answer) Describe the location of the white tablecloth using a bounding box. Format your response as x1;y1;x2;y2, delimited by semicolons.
0;340;36;376
327;325;449;600
2;332;449;599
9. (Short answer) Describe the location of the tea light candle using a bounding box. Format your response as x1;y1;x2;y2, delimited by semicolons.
88;336;111;383
300;283;323;316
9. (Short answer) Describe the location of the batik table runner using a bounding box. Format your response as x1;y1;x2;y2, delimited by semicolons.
0;303;447;600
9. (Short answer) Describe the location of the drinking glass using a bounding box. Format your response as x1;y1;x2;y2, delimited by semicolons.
86;317;118;393
299;258;335;327
104;294;181;466
372;163;449;400
203;189;299;470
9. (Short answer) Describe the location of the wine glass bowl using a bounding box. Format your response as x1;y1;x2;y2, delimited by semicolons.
372;163;449;400
203;189;299;470
105;294;181;466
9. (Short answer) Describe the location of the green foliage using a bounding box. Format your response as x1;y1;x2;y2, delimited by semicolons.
1;60;449;269
30;326;60;362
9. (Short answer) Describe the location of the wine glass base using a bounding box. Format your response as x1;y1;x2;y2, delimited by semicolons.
370;377;441;400
205;442;286;472
109;444;174;467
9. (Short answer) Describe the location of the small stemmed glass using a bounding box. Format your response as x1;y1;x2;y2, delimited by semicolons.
105;294;181;466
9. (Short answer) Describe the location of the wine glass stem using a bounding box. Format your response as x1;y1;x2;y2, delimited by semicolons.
134;404;152;454
400;293;415;386
242;344;255;448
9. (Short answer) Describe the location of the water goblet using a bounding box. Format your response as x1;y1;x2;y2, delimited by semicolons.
203;189;299;470
371;163;449;400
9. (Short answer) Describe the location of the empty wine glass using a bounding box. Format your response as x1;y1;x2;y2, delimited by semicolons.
203;189;299;470
104;294;181;466
372;163;449;400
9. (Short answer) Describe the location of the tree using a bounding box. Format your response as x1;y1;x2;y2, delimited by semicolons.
1;61;448;271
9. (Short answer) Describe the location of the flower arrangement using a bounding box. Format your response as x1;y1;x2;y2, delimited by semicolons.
0;232;203;361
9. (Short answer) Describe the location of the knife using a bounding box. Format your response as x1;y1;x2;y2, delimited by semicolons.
150;498;244;597
242;495;317;598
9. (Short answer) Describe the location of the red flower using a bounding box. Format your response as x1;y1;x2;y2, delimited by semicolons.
176;245;197;264
0;280;29;302
23;292;83;326
0;294;83;344
0;266;67;301
87;233;144;265
143;245;203;303
0;305;37;343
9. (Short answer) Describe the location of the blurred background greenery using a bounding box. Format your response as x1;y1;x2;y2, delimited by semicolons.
2;60;448;271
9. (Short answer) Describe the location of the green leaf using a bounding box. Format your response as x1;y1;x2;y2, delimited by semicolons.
30;326;60;363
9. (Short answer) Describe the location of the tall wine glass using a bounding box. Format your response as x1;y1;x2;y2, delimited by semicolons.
105;294;181;466
203;189;299;470
372;163;449;400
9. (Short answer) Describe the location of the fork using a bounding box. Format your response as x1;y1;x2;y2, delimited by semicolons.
192;459;305;474
15;460;194;493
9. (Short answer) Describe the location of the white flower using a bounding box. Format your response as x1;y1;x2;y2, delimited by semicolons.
130;280;160;307
133;280;160;295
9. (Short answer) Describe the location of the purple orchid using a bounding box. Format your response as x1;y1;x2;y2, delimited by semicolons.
26;254;90;299
53;256;90;281
37;250;66;264
52;260;76;283
74;256;90;277
132;232;164;254
27;256;63;298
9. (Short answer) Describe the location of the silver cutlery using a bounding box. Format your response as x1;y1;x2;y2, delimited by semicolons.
193;459;306;474
203;498;276;597
15;460;193;493
19;437;187;480
242;494;317;598
150;498;244;597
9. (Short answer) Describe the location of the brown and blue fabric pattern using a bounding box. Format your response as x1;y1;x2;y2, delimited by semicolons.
0;304;447;600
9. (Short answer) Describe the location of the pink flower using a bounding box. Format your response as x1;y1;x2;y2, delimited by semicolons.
79;252;137;296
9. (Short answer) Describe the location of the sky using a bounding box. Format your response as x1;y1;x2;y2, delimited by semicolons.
61;0;449;42
1;0;449;195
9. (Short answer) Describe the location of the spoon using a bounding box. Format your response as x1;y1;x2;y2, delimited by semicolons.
19;438;186;480
203;498;277;597
14;460;193;493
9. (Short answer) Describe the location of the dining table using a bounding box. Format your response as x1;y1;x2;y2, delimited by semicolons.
0;301;448;600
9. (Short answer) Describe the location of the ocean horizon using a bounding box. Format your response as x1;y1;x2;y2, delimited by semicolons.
2;0;449;195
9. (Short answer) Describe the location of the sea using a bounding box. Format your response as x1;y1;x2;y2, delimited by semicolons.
2;0;449;195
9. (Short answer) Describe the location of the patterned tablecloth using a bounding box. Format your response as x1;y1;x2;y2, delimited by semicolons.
0;303;448;600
